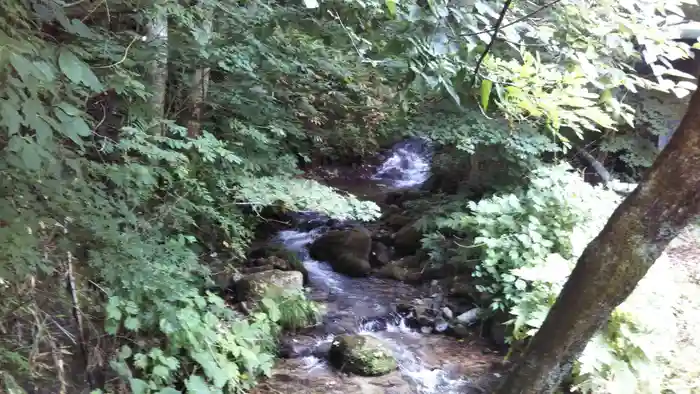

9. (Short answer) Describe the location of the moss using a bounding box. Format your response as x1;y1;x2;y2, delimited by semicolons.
329;334;397;376
249;244;309;283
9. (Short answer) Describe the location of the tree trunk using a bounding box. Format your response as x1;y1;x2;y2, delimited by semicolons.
186;6;213;138
145;4;168;135
186;66;211;137
495;87;700;394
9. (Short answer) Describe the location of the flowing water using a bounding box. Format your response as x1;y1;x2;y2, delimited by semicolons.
255;139;497;394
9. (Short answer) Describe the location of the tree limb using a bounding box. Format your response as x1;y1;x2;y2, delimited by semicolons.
470;0;514;88
461;0;564;38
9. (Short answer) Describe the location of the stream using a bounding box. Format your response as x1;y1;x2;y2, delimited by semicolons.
253;139;500;394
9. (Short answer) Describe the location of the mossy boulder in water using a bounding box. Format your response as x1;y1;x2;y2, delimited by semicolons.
309;227;373;277
329;334;397;376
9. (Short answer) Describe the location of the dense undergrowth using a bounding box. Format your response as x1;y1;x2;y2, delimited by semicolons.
419;158;695;393
0;1;386;393
1;0;699;393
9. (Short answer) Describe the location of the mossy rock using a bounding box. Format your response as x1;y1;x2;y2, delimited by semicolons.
329;334;397;376
236;269;304;302
247;244;309;283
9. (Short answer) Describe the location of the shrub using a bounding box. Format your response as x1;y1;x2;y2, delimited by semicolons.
423;163;682;393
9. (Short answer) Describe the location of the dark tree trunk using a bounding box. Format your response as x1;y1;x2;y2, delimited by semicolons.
495;87;700;394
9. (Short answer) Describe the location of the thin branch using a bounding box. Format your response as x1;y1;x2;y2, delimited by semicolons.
471;0;514;87
461;0;564;38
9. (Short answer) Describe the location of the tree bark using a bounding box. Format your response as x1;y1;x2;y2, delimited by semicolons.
186;5;213;138
495;86;700;394
145;4;169;135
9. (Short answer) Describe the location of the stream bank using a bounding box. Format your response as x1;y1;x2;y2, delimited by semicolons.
243;138;508;394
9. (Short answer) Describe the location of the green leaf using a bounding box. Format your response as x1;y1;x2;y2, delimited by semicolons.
18;139;41;171
239;347;260;371
58;49;85;85
386;0;397;17
152;365;171;379
480;79;493;111
129;378;149;394
56;102;83;116
442;79;461;106
161;356;179;370
58;48;103;91
156;388;182;394
261;298;280;322
9;53;36;82
118;345;133;360
302;0;319;9
185;375;214;394
27;116;54;145
0;100;21;136
134;353;149;370
124;316;141;331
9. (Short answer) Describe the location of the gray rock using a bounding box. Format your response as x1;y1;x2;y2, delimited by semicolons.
441;306;454;320
434;318;449;333
455;307;482;326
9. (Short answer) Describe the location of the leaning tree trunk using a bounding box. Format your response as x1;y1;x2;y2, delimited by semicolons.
495;86;700;394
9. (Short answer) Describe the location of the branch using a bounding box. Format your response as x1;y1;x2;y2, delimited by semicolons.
470;0;514;87
461;0;564;38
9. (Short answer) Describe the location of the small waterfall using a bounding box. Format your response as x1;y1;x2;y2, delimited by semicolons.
266;139;481;394
372;137;432;188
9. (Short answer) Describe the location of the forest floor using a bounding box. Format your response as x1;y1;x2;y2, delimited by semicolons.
662;225;700;392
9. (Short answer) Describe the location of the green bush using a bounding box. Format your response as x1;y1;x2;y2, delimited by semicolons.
422;163;682;393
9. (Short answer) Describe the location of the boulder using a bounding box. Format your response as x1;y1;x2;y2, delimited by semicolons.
236;269;304;302
247;244;309;283
487;312;512;347
384;189;426;207
329;334;397;376
375;257;421;282
384;213;413;231
455;308;482;326
369;241;391;267
309;226;373;277
332;254;373;277
447;277;479;300
448;323;471;339
393;222;423;256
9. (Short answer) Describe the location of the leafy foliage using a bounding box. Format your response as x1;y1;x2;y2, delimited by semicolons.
0;0;387;392
325;0;696;150
2;0;697;392
422;163;686;393
423;164;620;311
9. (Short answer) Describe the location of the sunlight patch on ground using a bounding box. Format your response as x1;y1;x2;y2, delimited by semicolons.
660;226;700;393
